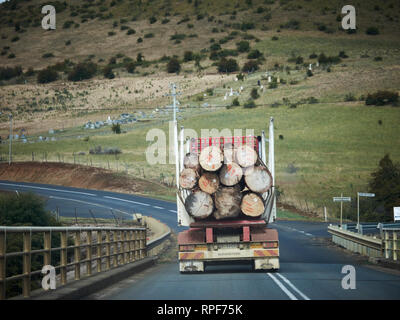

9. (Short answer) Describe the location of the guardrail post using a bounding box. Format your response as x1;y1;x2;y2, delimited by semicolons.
105;231;111;271
135;231;139;261
0;231;5;300
22;231;31;298
86;231;92;276
113;231;118;268
60;231;67;285
385;231;390;259
44;231;51;266
120;231;125;265
141;230;146;259
96;231;102;273
74;231;81;280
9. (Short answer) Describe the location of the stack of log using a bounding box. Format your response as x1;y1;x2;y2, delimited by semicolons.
180;144;272;221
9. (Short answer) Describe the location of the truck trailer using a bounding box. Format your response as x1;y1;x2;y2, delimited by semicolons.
174;117;278;272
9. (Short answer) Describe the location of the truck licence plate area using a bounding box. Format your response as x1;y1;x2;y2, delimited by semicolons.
218;243;239;249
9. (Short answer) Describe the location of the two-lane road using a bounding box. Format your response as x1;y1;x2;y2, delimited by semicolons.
1;180;400;300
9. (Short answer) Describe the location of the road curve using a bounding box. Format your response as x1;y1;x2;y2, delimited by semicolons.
1;180;400;300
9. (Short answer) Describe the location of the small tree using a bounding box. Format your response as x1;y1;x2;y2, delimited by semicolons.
167;58;181;73
111;123;121;134
217;58;239;73
236;40;250;53
103;66;115;79
37;68;58;83
250;88;259;99
368;154;400;221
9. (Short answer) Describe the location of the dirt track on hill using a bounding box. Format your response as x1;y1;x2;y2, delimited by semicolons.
0;162;174;199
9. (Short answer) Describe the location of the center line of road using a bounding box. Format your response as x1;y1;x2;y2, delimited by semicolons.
276;273;311;300
104;196;150;206
0;182;97;197
48;196;131;217
152;206;164;210
267;273;298;300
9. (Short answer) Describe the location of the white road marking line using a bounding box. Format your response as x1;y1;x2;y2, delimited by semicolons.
152;206;164;210
267;273;298;300
104;196;150;206
48;196;130;217
276;273;311;300
305;233;314;237
0;182;96;196
169;210;177;213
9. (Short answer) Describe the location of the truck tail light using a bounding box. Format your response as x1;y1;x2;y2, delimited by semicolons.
180;245;195;252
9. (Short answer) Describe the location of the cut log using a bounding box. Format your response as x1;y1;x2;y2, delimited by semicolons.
198;172;220;194
179;168;198;189
184;190;214;219
183;153;200;171
236;145;258;168
214;185;242;220
219;163;243;186
199;146;223;171
244;166;273;194
241;192;265;217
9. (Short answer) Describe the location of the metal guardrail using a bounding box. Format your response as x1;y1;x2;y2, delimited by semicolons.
328;225;382;255
0;226;146;300
328;224;400;262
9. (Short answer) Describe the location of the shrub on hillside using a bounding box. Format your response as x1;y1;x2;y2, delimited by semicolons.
103;66;115;79
247;49;263;59
243;100;256;108
67;62;97;81
366;26;379;35
183;51;194;62
111;124;121;134
318;53;341;65
365;91;398;106
126;62;136;73
250;88;259;99
0;66;22;80
167;58;181;73
217;58;239;73
37;67;58;83
242;60;259;72
236;40;250;53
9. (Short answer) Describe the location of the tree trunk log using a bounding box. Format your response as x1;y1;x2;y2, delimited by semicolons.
179;168;198;189
185;190;214;219
198;172;220;194
244;165;273;194
214;185;242;220
219;163;243;186
184;153;200;171
241;192;265;217
199;146;223;171
236;145;258;168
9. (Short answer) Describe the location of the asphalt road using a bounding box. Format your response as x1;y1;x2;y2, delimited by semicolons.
1;180;400;300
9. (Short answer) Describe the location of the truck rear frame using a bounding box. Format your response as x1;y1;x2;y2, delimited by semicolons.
174;117;278;272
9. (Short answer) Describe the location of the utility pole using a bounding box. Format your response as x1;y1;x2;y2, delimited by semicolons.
9;114;13;165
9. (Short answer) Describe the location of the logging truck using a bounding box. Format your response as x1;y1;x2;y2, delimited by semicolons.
175;117;279;272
